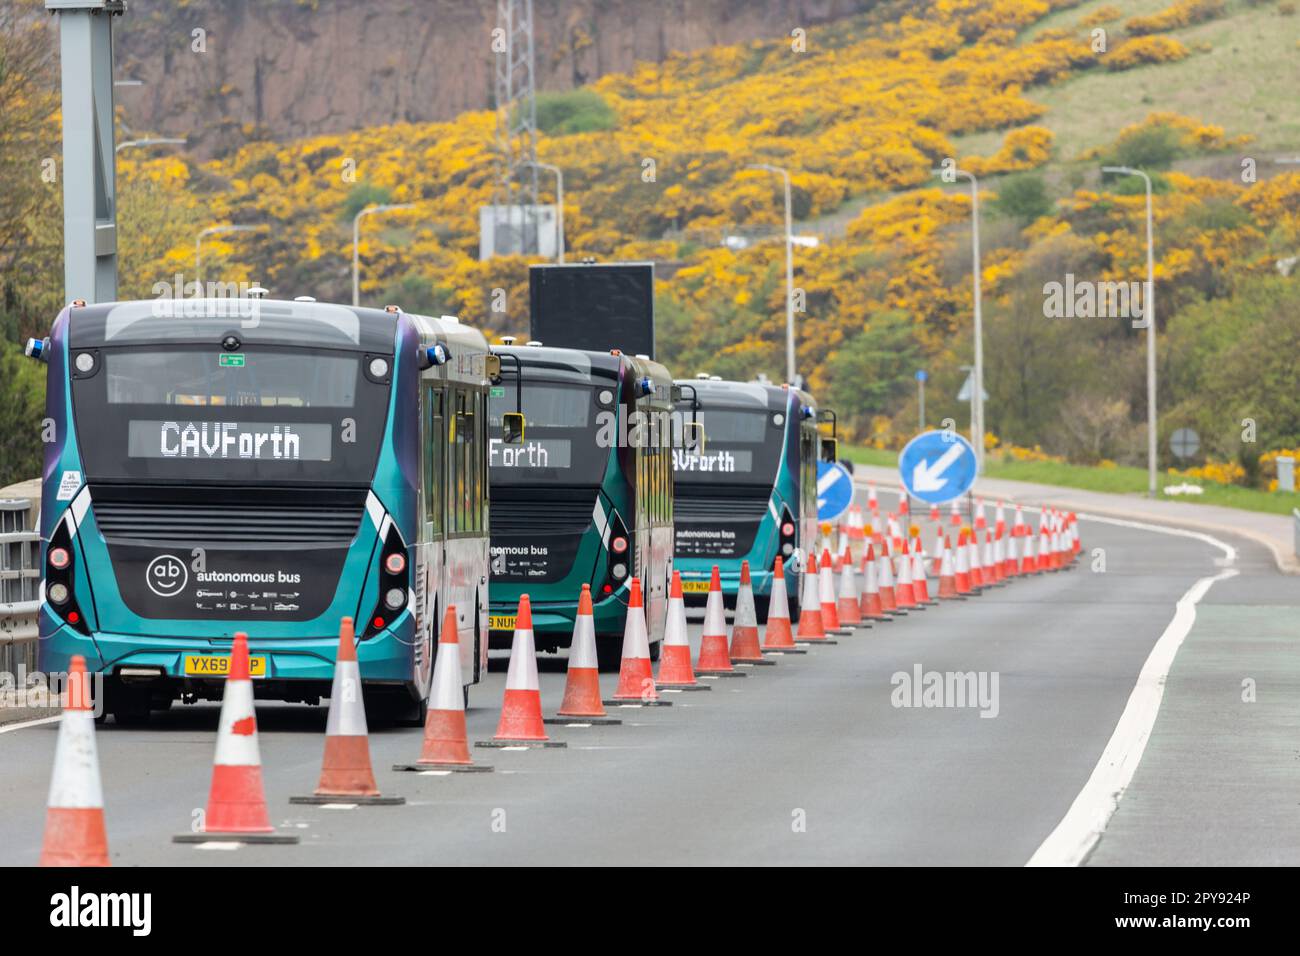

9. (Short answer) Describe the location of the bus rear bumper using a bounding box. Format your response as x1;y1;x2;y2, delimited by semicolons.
37;619;414;688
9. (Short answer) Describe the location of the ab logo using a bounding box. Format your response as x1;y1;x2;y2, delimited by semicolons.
146;554;188;598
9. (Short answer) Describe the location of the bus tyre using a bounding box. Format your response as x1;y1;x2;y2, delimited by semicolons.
595;636;622;673
109;683;152;727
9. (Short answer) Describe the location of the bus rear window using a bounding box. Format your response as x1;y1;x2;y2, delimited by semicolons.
105;350;359;407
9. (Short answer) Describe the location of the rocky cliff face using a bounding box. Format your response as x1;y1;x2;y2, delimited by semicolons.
113;0;877;154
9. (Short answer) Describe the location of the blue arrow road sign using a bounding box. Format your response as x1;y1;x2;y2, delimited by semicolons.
816;461;854;523
899;430;977;504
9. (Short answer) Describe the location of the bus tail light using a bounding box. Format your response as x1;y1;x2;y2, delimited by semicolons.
779;506;798;558
364;523;411;639
45;523;90;635
604;512;631;593
611;535;628;554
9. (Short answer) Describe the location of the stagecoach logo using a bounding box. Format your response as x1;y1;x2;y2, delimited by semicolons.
146;554;188;598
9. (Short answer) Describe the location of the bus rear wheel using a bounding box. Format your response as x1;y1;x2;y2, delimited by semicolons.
108;682;152;727
369;688;427;728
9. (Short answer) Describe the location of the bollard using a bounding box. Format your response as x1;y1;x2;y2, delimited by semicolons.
1277;456;1295;493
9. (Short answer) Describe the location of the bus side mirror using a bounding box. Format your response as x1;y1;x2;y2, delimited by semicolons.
485;354;502;383
670;384;683;403
686;421;706;455
821;437;838;463
502;412;525;444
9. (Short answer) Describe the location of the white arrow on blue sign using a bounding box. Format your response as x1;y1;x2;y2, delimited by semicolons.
898;430;977;504
816;461;854;523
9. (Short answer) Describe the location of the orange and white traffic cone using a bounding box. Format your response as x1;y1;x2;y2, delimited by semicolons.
837;546;864;628
1041;524;1055;572
911;542;935;606
175;633;298;843
895;539;917;609
483;596;566;747
877;543;900;614
553;584;625;722
984;531;1000;585
867;481;879;515
796;551;830;642
395;605;493;773
762;557;806;653
846;505;866;563
974;497;987;531
949;499;962;526
606;578;673;705
990;531;1005;585
937;538;960;600
1071;512;1082;560
698;566;746;676
967;530;985;591
40;655;109;866
730;561;773;664
819;548;848;634
860;545;888;621
293;617;403;804
657;572;711;689
954;530;973;595
1020;525;1038;575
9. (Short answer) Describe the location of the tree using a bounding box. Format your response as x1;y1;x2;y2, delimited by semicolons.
822;310;919;440
990;174;1053;223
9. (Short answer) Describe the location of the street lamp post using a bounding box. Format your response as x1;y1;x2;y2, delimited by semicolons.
115;137;186;154
352;203;415;307
936;167;985;474
524;161;564;263
1102;165;1158;499
746;163;797;385
195;224;260;288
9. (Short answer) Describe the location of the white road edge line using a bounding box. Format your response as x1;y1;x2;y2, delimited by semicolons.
1026;513;1238;867
0;715;61;735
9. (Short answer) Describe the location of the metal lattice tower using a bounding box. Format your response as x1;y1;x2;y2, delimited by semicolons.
492;0;541;255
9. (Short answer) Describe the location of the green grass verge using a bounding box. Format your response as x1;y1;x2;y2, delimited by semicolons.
844;446;1300;516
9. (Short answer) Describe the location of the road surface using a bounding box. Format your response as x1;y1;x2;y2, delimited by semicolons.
1;516;1295;865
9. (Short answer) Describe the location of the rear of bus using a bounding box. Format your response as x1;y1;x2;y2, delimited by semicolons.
30;298;434;722
487;345;670;661
672;380;816;615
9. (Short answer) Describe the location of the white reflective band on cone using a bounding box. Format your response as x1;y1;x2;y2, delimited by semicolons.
214;679;261;767
570;610;601;665
505;628;540;690
429;642;464;711
664;596;691;648
622;604;651;659
47;711;103;809
734;581;757;628
325;659;368;737
703;586;726;639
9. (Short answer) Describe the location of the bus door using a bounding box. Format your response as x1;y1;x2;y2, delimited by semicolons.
418;384;447;693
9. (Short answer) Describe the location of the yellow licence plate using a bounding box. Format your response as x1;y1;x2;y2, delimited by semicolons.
681;580;710;593
489;614;516;631
183;654;268;678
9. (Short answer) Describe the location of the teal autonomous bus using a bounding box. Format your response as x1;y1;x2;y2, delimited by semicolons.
486;343;676;665
27;296;495;724
672;378;823;618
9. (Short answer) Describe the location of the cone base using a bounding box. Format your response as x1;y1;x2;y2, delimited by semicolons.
731;657;776;666
799;637;838;645
174;831;300;845
392;762;493;773
656;682;712;691
544;716;623;725
602;697;673;707
762;647;808;655
696;670;748;678
475;739;568;748
289;794;405;805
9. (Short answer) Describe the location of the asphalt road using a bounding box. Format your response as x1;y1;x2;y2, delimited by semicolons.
1;517;1292;865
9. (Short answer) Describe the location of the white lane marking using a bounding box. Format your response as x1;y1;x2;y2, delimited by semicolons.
0;716;61;735
194;842;241;851
1027;516;1238;867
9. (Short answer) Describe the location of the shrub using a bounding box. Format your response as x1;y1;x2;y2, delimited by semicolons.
533;89;617;136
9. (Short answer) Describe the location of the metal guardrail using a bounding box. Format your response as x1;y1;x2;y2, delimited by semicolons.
0;495;41;677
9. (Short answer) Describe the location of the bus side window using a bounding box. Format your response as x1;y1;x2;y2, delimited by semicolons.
471;389;485;532
424;386;445;535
